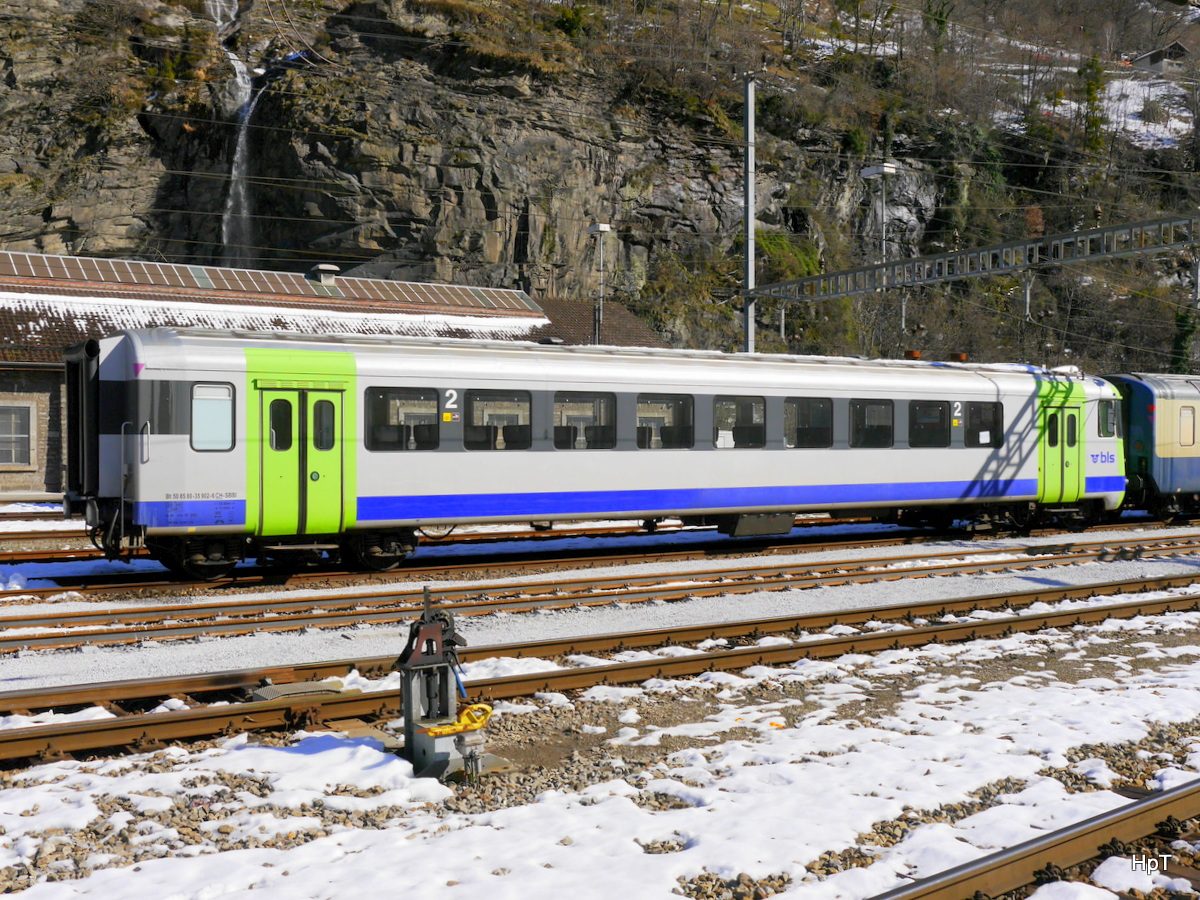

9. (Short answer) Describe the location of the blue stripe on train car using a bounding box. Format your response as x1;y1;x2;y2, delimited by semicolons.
1151;456;1200;496
1085;476;1126;493
357;479;1041;523
135;500;247;528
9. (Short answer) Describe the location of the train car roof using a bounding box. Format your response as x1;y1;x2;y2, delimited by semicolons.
1105;372;1200;398
98;327;1125;399
106;326;1087;380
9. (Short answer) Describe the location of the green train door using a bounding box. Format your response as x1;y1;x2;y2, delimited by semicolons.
1040;405;1083;503
259;389;345;535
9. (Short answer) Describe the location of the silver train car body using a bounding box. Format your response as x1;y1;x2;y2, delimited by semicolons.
64;328;1126;577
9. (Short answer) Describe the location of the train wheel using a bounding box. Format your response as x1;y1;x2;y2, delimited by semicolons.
147;538;241;581
1151;496;1180;524
181;559;238;581
345;531;415;572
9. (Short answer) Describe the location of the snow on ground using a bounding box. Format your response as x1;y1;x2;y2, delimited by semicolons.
3;520;1200;898
4;611;1200;898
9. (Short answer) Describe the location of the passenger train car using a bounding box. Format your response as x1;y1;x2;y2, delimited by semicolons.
1105;373;1200;518
64;328;1127;579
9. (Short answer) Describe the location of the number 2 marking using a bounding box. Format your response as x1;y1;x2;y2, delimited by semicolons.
444;389;459;410
952;401;963;417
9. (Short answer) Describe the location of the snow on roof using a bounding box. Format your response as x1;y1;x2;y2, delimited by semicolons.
0;288;547;365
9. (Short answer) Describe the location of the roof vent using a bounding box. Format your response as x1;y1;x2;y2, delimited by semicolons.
904;349;921;360
949;352;968;362
538;336;565;345
309;263;340;285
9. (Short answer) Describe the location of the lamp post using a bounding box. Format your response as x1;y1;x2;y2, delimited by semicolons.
861;161;900;330
587;222;611;344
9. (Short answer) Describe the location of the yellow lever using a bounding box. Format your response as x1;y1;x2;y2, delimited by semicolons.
420;703;493;737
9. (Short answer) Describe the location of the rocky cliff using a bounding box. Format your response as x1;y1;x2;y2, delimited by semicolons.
0;0;1187;364
0;1;942;340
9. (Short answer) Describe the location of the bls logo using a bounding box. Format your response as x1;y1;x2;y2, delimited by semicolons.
1090;452;1116;464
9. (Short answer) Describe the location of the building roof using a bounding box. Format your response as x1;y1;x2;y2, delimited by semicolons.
1132;41;1191;65
531;298;668;349
0;250;666;366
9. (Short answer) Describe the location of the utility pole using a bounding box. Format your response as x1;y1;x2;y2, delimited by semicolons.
861;162;899;334
743;72;756;353
587;222;610;344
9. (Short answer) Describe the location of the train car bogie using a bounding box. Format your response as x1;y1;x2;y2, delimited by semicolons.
146;536;244;581
342;530;417;572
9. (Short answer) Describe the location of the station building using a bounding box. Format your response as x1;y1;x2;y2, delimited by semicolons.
0;252;665;503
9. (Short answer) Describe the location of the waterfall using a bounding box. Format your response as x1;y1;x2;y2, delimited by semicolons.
206;0;259;268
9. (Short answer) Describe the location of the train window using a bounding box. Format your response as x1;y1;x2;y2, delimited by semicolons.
713;396;765;448
465;390;531;450
191;383;234;452
365;388;439;451
1098;400;1117;438
1046;413;1059;448
313;400;336;451
784;398;832;448
1182;407;1196;448
909;400;950;448
849;399;893;448
965;402;1004;448
637;394;693;449
553;392;615;449
269;399;292;452
1066;412;1077;448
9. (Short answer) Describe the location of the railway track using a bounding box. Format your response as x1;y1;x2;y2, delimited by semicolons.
0;517;1176;599
3;533;1200;652
3;574;1200;765
0;509;62;523
0;515;880;569
875;780;1200;900
0;521;695;561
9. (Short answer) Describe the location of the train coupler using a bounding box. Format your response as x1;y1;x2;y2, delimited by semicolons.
394;587;509;780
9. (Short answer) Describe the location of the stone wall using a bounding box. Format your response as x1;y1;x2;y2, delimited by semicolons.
0;369;64;500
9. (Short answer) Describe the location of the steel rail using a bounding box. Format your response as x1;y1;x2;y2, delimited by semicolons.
4;535;1200;653
4;572;1200;715
0;523;690;563
0;529;89;544
867;779;1200;900
0;518;1177;599
3;586;1200;763
0;530;927;599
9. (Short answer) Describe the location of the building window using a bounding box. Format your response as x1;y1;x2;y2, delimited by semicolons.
0;404;32;465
